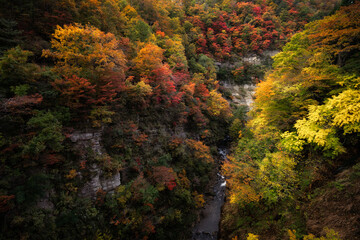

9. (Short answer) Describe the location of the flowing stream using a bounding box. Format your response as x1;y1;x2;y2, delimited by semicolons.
192;147;228;240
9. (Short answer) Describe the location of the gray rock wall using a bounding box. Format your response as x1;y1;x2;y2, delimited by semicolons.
222;82;256;108
79;164;121;198
219;50;279;108
70;130;121;198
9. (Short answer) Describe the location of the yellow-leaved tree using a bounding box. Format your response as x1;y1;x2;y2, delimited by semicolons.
42;23;127;81
222;156;260;206
207;90;233;119
295;89;360;157
257;151;298;202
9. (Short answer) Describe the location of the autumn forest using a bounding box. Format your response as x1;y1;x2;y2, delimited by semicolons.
0;0;359;239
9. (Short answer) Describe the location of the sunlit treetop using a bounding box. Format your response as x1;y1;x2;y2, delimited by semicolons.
42;23;127;80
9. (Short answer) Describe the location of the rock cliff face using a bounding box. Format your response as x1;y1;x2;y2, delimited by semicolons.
218;50;280;107
222;82;256;108
241;50;279;65
79;164;121;198
37;191;55;210
70;130;121;198
70;130;103;155
36;130;121;209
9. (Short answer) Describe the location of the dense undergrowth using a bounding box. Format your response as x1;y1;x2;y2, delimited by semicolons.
0;0;355;239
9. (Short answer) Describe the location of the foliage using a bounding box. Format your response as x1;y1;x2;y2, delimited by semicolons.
222;3;359;239
222;157;260;205
229;118;243;140
295;88;360;157
186;139;213;164
289;228;342;240
42;23;127;80
0;0;349;239
52;75;96;109
279;131;305;153
246;233;259;240
258;152;298;203
207;90;233;119
0;18;22;52
89;106;115;128
22;111;64;156
133;42;164;77
0;46;38;96
185;0;339;61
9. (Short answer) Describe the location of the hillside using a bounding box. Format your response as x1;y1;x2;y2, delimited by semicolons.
221;2;360;239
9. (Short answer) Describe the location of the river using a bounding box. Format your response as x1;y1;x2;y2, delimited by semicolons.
192;147;228;240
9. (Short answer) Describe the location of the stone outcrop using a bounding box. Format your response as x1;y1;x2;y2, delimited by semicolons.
217;50;280;108
70;130;103;155
222;82;256;108
70;130;121;198
37;191;55;210
79;164;121;198
242;50;279;65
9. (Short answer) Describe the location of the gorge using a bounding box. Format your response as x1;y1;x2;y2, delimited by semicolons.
1;1;359;240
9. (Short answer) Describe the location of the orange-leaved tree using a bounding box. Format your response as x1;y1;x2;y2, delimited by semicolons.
42;23;127;81
43;23;128;109
133;42;164;77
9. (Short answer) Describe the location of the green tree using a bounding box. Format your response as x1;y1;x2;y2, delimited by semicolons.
0;18;22;52
0;46;39;96
22;111;64;156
